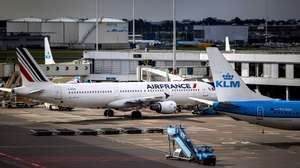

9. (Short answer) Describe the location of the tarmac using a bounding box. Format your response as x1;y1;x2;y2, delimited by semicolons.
1;107;300;168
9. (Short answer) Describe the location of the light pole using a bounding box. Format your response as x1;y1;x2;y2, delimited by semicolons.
172;0;176;75
132;0;135;45
265;0;268;45
96;0;99;51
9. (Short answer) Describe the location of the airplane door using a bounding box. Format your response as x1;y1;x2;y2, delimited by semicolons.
256;106;264;120
54;86;63;104
113;86;120;99
202;88;208;97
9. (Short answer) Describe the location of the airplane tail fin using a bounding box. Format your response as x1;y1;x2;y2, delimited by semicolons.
206;47;270;102
16;47;51;86
44;37;55;65
225;36;230;52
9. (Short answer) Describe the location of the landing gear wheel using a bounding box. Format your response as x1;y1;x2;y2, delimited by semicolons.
177;105;182;113
58;106;63;111
104;109;114;117
107;110;114;117
131;111;142;119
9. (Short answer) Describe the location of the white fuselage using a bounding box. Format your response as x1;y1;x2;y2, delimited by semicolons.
15;81;216;110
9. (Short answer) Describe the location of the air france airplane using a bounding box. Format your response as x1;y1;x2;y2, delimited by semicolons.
190;47;300;130
0;47;216;119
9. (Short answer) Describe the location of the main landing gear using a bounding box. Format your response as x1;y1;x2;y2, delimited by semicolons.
104;109;142;119
131;110;142;119
176;105;182;113
104;109;114;117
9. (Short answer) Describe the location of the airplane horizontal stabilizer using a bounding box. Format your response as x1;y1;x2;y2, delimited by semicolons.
108;95;165;108
188;97;214;106
0;88;12;92
28;89;44;95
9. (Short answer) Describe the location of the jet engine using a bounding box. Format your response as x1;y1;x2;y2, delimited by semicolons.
150;101;177;114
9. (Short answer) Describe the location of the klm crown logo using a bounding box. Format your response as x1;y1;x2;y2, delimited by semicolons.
45;52;51;59
216;73;240;88
222;73;233;80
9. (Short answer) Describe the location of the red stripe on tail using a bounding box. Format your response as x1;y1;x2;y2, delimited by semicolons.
19;64;34;82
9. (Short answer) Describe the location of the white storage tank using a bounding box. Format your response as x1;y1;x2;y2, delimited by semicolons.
42;17;78;44
7;17;42;33
79;18;128;46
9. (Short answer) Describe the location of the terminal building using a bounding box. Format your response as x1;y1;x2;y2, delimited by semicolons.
0;49;299;100
1;17;129;49
193;25;248;43
83;50;300;100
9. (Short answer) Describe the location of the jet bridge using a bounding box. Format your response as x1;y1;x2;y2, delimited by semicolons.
40;64;90;77
138;67;184;82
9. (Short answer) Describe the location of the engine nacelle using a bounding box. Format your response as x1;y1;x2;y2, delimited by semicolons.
150;101;177;114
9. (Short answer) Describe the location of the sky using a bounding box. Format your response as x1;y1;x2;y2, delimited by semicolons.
0;0;299;21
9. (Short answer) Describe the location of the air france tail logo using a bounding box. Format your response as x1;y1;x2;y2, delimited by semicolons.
215;73;240;88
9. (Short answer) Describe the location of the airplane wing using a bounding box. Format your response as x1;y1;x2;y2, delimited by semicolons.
189;97;240;109
125;95;165;105
0;88;42;95
0;88;12;92
108;94;168;108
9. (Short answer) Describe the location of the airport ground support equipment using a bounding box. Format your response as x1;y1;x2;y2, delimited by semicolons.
166;125;216;166
44;102;73;111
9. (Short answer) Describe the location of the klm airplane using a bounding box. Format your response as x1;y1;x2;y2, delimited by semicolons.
44;37;55;65
189;47;300;130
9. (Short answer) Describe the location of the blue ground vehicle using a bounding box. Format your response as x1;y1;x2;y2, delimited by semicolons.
166;125;216;166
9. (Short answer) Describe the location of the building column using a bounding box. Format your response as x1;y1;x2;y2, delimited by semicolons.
136;65;141;81
286;86;289;100
256;85;260;93
241;63;249;77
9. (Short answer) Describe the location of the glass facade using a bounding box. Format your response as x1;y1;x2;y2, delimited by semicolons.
234;62;242;76
294;64;300;78
278;64;286;78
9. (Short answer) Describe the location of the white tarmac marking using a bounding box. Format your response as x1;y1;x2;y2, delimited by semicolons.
187;126;216;132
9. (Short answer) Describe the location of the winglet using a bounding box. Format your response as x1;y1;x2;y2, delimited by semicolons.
164;92;170;99
225;36;231;52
